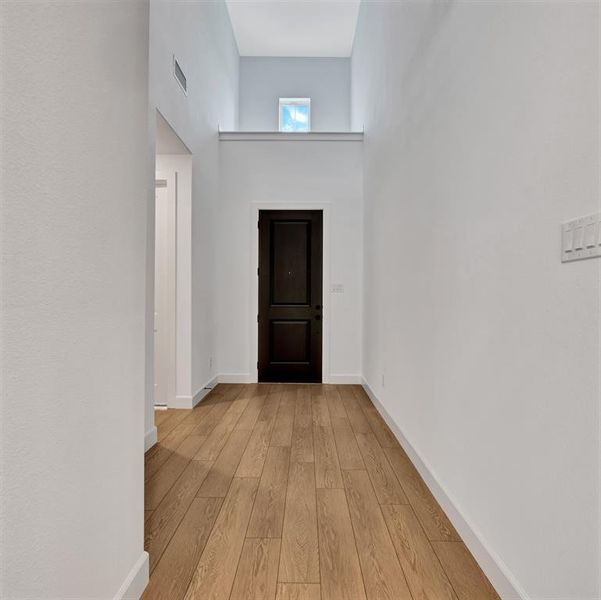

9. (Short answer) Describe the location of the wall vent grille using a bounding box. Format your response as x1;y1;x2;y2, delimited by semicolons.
173;56;187;94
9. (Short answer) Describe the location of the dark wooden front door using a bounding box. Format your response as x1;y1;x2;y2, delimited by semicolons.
258;210;323;383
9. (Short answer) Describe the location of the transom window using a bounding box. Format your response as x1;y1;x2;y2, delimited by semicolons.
279;98;311;132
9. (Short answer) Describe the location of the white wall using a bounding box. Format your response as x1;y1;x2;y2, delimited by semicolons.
0;2;149;598
218;140;363;383
147;0;239;435
239;58;350;131
352;2;600;598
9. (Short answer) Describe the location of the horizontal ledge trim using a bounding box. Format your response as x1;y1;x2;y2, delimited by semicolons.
218;131;364;142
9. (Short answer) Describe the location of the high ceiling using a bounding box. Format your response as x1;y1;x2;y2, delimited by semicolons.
225;0;361;57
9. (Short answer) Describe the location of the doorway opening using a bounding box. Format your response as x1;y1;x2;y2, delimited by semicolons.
257;209;323;383
153;111;192;409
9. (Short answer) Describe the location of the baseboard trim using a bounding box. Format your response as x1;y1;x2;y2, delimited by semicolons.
171;395;194;409
327;374;362;384
171;375;220;409
215;373;362;385
361;378;527;600
144;426;157;452
218;373;254;384
113;551;149;600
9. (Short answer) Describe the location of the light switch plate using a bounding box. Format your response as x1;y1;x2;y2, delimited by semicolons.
562;213;601;262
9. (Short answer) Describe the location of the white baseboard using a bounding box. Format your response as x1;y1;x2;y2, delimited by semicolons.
215;373;361;385
113;551;149;600
218;373;254;384
144;427;157;452
327;374;362;384
170;375;220;409
361;378;527;600
171;396;195;409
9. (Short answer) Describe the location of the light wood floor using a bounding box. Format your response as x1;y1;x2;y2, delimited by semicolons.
143;384;499;600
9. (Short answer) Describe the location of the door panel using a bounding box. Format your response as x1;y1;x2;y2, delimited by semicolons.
271;221;310;305
270;320;311;363
259;210;322;383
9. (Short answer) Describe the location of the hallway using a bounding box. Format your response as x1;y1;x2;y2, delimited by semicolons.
143;384;499;599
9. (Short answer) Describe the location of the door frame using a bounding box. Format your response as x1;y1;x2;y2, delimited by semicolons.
154;153;193;408
154;173;177;406
249;202;331;383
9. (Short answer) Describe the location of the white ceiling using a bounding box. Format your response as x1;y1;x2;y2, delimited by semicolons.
225;1;361;57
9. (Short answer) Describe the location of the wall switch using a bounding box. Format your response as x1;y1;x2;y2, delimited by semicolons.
562;213;601;262
572;226;584;250
584;223;597;248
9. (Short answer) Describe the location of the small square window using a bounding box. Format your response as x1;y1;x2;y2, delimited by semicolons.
279;98;311;132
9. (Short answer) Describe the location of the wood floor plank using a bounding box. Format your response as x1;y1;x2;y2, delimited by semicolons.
145;434;210;509
183;477;259;600
342;470;412;600
313;424;343;489
188;384;244;437
235;386;267;432
431;542;500;600
381;504;457;600
145;385;493;600
159;422;199;452
340;387;371;434
325;386;347;419
153;409;171;427
236;420;272;478
311;386;331;427
145;452;190;510
291;387;314;463
352;387;399;448
258;388;282;426
197;429;253;497
247;446;290;538
141;497;222;600
384;447;459;541
316;488;366;600
178;434;208;460
181;399;219;425
145;425;205;484
191;400;232;438
194;394;250;461
279;461;319;583
157;410;190;441
145;445;174;482
271;387;296;447
355;432;408;504
331;417;364;470
276;583;321;600
145;459;213;572
230;538;281;600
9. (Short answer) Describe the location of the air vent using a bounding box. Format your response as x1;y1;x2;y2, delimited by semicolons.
173;56;187;94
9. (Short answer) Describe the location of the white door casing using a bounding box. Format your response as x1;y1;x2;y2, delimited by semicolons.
154;173;177;406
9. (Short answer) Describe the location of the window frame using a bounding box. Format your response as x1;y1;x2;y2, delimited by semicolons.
278;98;311;133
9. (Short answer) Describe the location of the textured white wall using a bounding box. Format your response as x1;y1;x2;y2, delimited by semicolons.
239;58;350;131
0;2;149;597
147;0;239;433
352;2;600;598
218;140;363;382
